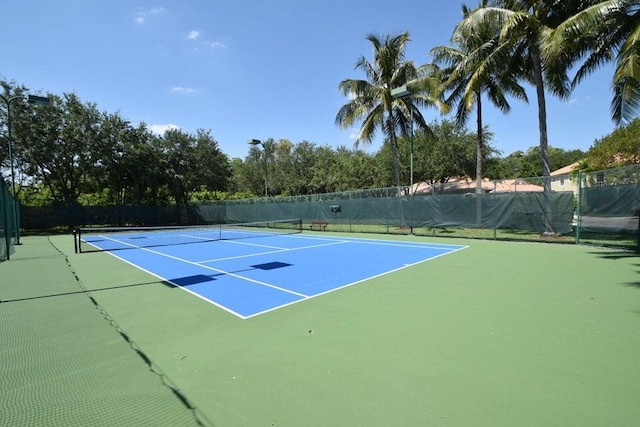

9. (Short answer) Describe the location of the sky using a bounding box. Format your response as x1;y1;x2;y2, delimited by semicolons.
1;0;620;161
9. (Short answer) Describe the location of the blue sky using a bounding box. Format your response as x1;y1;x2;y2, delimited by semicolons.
2;0;619;161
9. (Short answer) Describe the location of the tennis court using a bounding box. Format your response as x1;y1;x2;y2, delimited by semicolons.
2;231;640;426
74;220;467;318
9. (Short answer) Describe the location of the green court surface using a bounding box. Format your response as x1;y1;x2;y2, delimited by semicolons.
2;234;639;426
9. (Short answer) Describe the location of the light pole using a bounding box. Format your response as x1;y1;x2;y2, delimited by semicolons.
248;139;268;196
1;93;50;246
391;84;414;194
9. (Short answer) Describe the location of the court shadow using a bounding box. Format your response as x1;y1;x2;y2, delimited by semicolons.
168;262;293;287
171;274;217;286
251;261;292;270
0;280;172;303
589;251;640;260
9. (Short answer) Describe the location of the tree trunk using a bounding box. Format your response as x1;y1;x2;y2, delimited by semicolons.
475;93;483;194
531;45;554;234
476;93;483;226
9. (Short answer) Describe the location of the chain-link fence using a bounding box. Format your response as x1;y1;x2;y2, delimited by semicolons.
17;165;640;251
577;164;640;250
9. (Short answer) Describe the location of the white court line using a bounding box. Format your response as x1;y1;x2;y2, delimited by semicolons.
97;236;311;300
242;244;468;319
218;240;290;250
197;240;349;263
94;232;468;319
287;233;467;250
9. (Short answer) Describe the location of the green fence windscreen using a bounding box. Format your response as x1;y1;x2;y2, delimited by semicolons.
15;165;640;251
222;191;574;235
579;165;640;236
1;180;18;261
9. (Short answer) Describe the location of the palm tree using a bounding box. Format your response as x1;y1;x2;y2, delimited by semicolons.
431;1;528;194
458;1;590;233
335;32;448;191
458;1;586;182
544;0;640;124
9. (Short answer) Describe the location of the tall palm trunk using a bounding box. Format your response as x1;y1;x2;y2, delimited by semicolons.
531;44;553;234
475;93;483;226
531;48;551;179
387;111;402;191
475;93;483;194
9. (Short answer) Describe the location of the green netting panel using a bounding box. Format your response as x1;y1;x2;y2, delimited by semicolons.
223;191;574;235
1;181;17;261
580;183;640;234
21;205;227;229
409;192;574;233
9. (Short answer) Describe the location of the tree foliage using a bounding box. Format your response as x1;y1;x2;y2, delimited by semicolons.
494;146;586;178
545;0;640;124
4;0;638;210
240;139;383;195
431;0;528;192
581;117;640;170
4;83;232;207
335;32;448;190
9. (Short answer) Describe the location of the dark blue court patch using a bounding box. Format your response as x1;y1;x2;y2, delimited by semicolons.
171;274;216;286
129;236;148;240
251;262;292;271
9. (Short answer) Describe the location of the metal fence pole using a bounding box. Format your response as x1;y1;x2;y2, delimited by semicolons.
576;171;582;245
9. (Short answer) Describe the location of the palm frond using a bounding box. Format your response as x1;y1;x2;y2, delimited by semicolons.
612;22;640;123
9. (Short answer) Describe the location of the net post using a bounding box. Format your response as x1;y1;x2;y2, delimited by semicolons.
73;229;78;254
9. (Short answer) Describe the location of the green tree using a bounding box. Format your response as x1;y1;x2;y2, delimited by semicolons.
246;138;274;196
459;1;588;187
545;0;640;124
330;147;381;191
91;112;141;206
335;32;448;191
15;93;101;205
269;139;297;195
309;146;338;194
431;0;527;193
420;120;488;184
0;81;31;190
291;141;321;195
160;128;230;213
582;117;640;170
192;129;231;192
495;146;587;178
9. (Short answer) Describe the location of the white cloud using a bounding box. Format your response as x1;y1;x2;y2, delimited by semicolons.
185;29;227;51
171;86;199;94
149;123;180;135
204;40;227;49
135;7;166;25
567;96;594;107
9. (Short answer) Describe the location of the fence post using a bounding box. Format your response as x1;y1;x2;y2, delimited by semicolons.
1;183;10;260
576;171;582;245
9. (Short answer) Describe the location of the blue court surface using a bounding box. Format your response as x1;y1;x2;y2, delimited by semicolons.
89;233;467;318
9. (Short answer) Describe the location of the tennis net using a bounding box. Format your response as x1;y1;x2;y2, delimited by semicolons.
74;218;303;253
